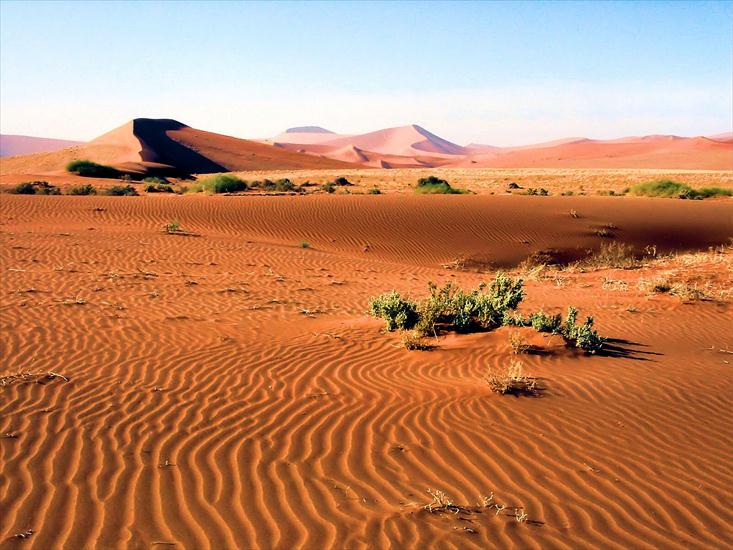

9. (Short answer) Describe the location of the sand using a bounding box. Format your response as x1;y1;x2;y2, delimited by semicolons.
0;135;83;158
1;193;732;549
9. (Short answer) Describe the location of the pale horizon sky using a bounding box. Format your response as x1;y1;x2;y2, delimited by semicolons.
1;0;731;146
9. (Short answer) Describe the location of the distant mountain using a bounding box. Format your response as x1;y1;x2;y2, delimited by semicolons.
0;119;359;176
0;134;82;157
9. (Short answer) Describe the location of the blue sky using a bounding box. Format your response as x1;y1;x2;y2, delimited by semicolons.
1;0;730;145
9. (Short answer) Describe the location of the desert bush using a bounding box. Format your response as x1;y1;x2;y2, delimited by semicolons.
528;310;562;333
145;183;175;193
576;241;640;270
197;174;248;194
163;220;181;233
66;184;97;195
630;180;732;200
12;181;60;195
508;331;529;354
321;182;336;193
368;291;419;331
66;159;121;178
507;182;521;190
484;359;539;396
274;178;297;192
560;306;604;353
299;241;311;248
401;331;434;351
142;176;169;185
368;187;382;195
415;175;468;194
332;176;352;186
103;185;138;196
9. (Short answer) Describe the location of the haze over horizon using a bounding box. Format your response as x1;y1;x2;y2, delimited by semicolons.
1;0;731;145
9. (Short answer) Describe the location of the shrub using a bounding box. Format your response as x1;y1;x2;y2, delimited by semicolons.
274;178;297;192
321;182;336;194
142;176;169;185
299;241;311;248
401;331;433;351
145;183;175;193
66;184;97;195
332;176;352;186
12;181;60;195
560;306;604;353
528;310;562;333
368;187;382;195
103;185;138;196
368;291;419;331
415;175;467;195
630;180;732;200
163;220;181;234
507;182;521;190
66;159;121;178
197;174;248;194
508;331;529;354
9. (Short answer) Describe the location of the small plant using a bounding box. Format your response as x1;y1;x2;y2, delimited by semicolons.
484;359;539;396
569;209;579;218
321;181;336;193
66;159;121;178
528;310;562;333
145;183;175;193
424;489;461;514
368;186;382;195
11;181;60;195
507;182;521;190
163;220;181;234
630;179;732;200
508;331;529;354
368;291;418;331
66;184;97;195
103;185;138;196
561;306;604;353
332;176;352;186
142;176;169;185
299;241;311;249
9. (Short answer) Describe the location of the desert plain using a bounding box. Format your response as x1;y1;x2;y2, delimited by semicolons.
0;120;732;550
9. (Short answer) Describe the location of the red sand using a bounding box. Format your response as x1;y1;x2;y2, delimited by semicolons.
1;194;732;549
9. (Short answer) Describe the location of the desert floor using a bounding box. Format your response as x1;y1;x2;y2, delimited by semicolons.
1;193;732;549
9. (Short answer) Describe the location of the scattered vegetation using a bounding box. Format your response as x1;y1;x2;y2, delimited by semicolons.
630;179;732;200
484;359;540;396
145;183;175;193
401;331;434;351
66;159;122;178
331;176;352;186
11;181;60;195
66;184;97;195
415;175;468;194
142;176;169;185
321;181;336;193
369;275;605;353
523;187;549;196
299;241;311;249
368;186;382;194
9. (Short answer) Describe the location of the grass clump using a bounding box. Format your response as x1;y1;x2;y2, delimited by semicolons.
299;241;311;249
196;174;248;194
12;181;60;195
415;175;468;195
368;186;382;195
401;331;434;351
66;159;121;178
528;310;562;333
485;359;539;396
66;184;97;195
163;220;181;234
103;185;138;196
321;181;336;193
630;179;732;200
145;183;175;193
368;291;419;331
142;176;169;185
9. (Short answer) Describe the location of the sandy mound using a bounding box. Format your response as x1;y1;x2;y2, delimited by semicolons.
0;119;359;176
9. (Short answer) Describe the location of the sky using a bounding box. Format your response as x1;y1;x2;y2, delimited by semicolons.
1;0;731;145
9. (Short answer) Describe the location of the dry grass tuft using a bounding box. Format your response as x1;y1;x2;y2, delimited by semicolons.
484;359;540;396
401;331;434;351
508;331;530;354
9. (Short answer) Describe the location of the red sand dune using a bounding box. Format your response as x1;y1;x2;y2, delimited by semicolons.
0;119;358;176
1;194;732;548
0;134;82;157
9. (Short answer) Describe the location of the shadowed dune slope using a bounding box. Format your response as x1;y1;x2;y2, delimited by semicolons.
1;194;732;549
0;119;359;176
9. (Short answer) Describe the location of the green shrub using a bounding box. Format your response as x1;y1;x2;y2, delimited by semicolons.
274;178;296;192
66;184;97;195
197;174;248;194
368;187;382;195
142;176;169;185
368;291;419;331
321;182;336;193
12;181;60;195
103;185;138;196
415;175;468;195
332;176;352;186
66;159;121;178
528;311;562;333
630;180;732;200
145;183;175;193
560;307;604;353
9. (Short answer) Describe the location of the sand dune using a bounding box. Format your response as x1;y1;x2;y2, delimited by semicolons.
268;126;348;145
1;194;731;549
0;135;82;158
0;119;358;177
